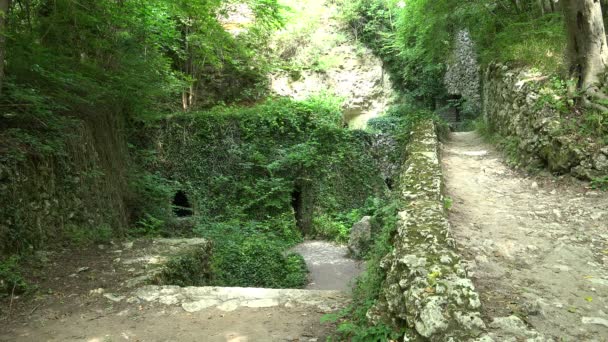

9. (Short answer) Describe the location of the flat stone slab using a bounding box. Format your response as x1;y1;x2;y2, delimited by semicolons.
135;285;349;313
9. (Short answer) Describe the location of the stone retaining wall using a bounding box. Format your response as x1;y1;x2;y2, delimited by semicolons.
368;120;487;341
0;113;129;255
483;63;608;179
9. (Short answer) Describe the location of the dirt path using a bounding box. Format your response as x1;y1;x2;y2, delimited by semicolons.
0;240;356;342
290;241;363;291
443;132;608;341
1;302;337;342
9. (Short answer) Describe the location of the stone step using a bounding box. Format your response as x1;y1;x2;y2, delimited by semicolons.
133;285;350;313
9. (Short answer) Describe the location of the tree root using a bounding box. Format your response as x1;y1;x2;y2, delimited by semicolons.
582;87;608;112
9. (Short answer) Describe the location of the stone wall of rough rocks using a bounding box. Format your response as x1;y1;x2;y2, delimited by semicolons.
0;113;130;254
367;120;487;340
483;63;608;179
444;30;482;115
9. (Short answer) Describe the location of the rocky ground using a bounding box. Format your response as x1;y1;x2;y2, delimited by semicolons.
0;240;358;341
444;132;608;341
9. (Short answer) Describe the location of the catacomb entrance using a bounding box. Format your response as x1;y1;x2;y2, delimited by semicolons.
291;187;303;227
291;183;313;235
172;190;193;217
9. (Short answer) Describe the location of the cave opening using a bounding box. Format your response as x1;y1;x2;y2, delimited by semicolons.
385;178;394;191
172;190;193;217
291;187;303;228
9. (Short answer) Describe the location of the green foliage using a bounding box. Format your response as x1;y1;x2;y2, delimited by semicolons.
481;13;565;73
537;76;576;113
271;0;347;73
312;197;384;244
284;253;309;288
1;0;289;254
63;224;113;245
157;249;213;287
127;172;175;227
312;214;350;243
323;198;405;340
0;256;28;297
337;0;567;109
591;176;608;191
443;196;453;211
193;216;308;288
141;97;384;224
581;110;608;140
131;214;166;237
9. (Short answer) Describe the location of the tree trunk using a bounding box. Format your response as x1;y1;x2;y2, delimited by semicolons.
539;0;546;15
563;0;608;91
0;0;10;97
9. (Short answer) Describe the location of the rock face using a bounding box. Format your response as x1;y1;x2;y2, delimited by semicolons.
269;2;395;129
367;120;487;340
371;132;401;186
0;114;130;255
347;216;372;259
483;63;608;179
444;30;482;116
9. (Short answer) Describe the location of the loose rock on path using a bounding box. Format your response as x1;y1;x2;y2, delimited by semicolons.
443;131;608;341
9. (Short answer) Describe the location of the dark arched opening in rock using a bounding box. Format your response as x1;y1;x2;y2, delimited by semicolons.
291;187;303;226
172;190;193;217
291;183;313;236
385;178;394;191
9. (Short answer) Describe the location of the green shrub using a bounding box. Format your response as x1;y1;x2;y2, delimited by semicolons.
324;199;405;340
212;235;308;288
312;214;350;243
131;214;165;237
283;253;309;288
193;217;307;288
141;96;386;230
156;249;213;287
591;176;608;191
0;256;28;297
63;224;113;245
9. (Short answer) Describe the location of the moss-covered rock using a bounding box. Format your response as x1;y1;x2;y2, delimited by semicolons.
483;63;608;179
368;120;487;341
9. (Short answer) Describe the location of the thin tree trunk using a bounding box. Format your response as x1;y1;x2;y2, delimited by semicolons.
539;0;546;15
563;0;608;91
0;0;10;97
511;0;522;13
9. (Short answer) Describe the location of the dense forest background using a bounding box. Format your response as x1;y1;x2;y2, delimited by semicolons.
1;1;608;339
